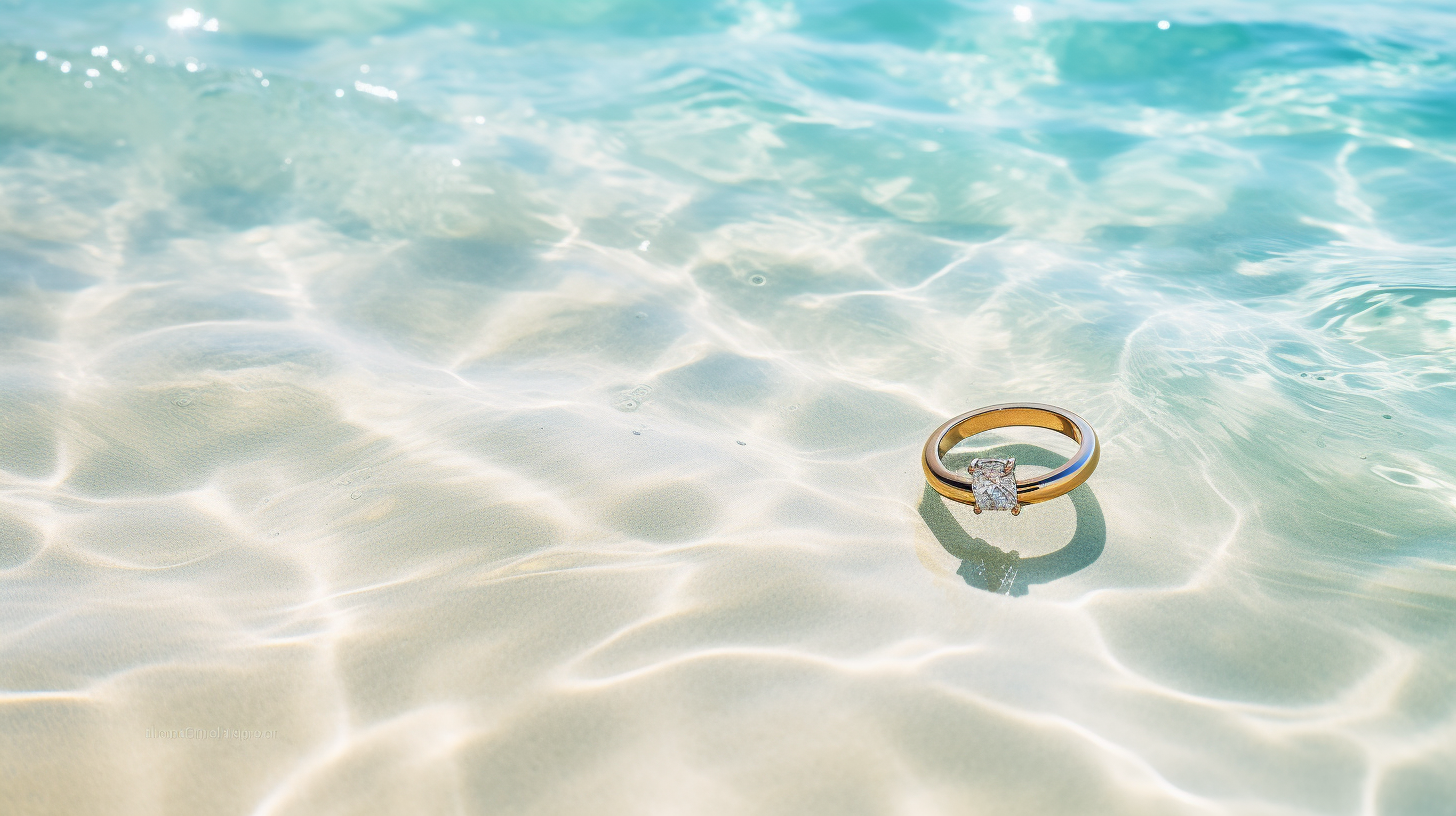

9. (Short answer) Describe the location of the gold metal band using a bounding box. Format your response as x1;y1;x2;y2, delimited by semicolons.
922;403;1099;508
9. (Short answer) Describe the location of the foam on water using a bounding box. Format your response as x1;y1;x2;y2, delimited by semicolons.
2;1;1455;814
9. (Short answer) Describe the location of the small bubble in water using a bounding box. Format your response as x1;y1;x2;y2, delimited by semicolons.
350;490;362;500
749;275;766;286
616;399;640;412
787;404;797;411
1359;454;1367;459
1382;414;1392;419
632;430;641;435
1300;373;1308;377
1316;376;1326;380
173;396;192;407
737;440;747;446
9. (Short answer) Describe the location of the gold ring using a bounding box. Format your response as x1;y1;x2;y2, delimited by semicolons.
922;403;1099;516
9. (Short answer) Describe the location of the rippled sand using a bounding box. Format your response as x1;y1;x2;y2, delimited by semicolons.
3;1;1456;814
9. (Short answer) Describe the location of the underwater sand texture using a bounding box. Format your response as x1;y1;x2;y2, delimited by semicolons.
2;1;1456;814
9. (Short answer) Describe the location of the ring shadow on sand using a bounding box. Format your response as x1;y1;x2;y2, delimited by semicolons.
919;444;1106;596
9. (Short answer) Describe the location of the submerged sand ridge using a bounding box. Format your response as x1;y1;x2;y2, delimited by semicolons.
3;1;1456;814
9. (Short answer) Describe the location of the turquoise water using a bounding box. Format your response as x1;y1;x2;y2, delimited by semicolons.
3;2;1455;814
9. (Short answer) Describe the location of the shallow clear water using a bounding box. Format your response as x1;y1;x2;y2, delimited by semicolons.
2;1;1455;813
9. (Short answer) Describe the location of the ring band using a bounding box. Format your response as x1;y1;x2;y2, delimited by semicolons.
922;403;1099;515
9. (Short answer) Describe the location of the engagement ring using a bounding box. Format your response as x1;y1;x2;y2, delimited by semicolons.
922;403;1099;515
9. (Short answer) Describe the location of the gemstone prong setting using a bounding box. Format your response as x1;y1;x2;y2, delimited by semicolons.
968;457;1019;514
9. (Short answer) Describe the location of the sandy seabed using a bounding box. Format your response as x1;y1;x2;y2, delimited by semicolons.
3;1;1456;814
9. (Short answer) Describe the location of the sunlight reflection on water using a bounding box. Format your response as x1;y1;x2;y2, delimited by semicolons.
2;1;1456;813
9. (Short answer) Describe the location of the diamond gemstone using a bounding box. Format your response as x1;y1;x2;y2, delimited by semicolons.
969;457;1019;512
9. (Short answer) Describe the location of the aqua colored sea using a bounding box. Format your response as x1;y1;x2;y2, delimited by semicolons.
2;1;1454;814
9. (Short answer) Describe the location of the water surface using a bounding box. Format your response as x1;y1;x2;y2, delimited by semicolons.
2;1;1455;814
